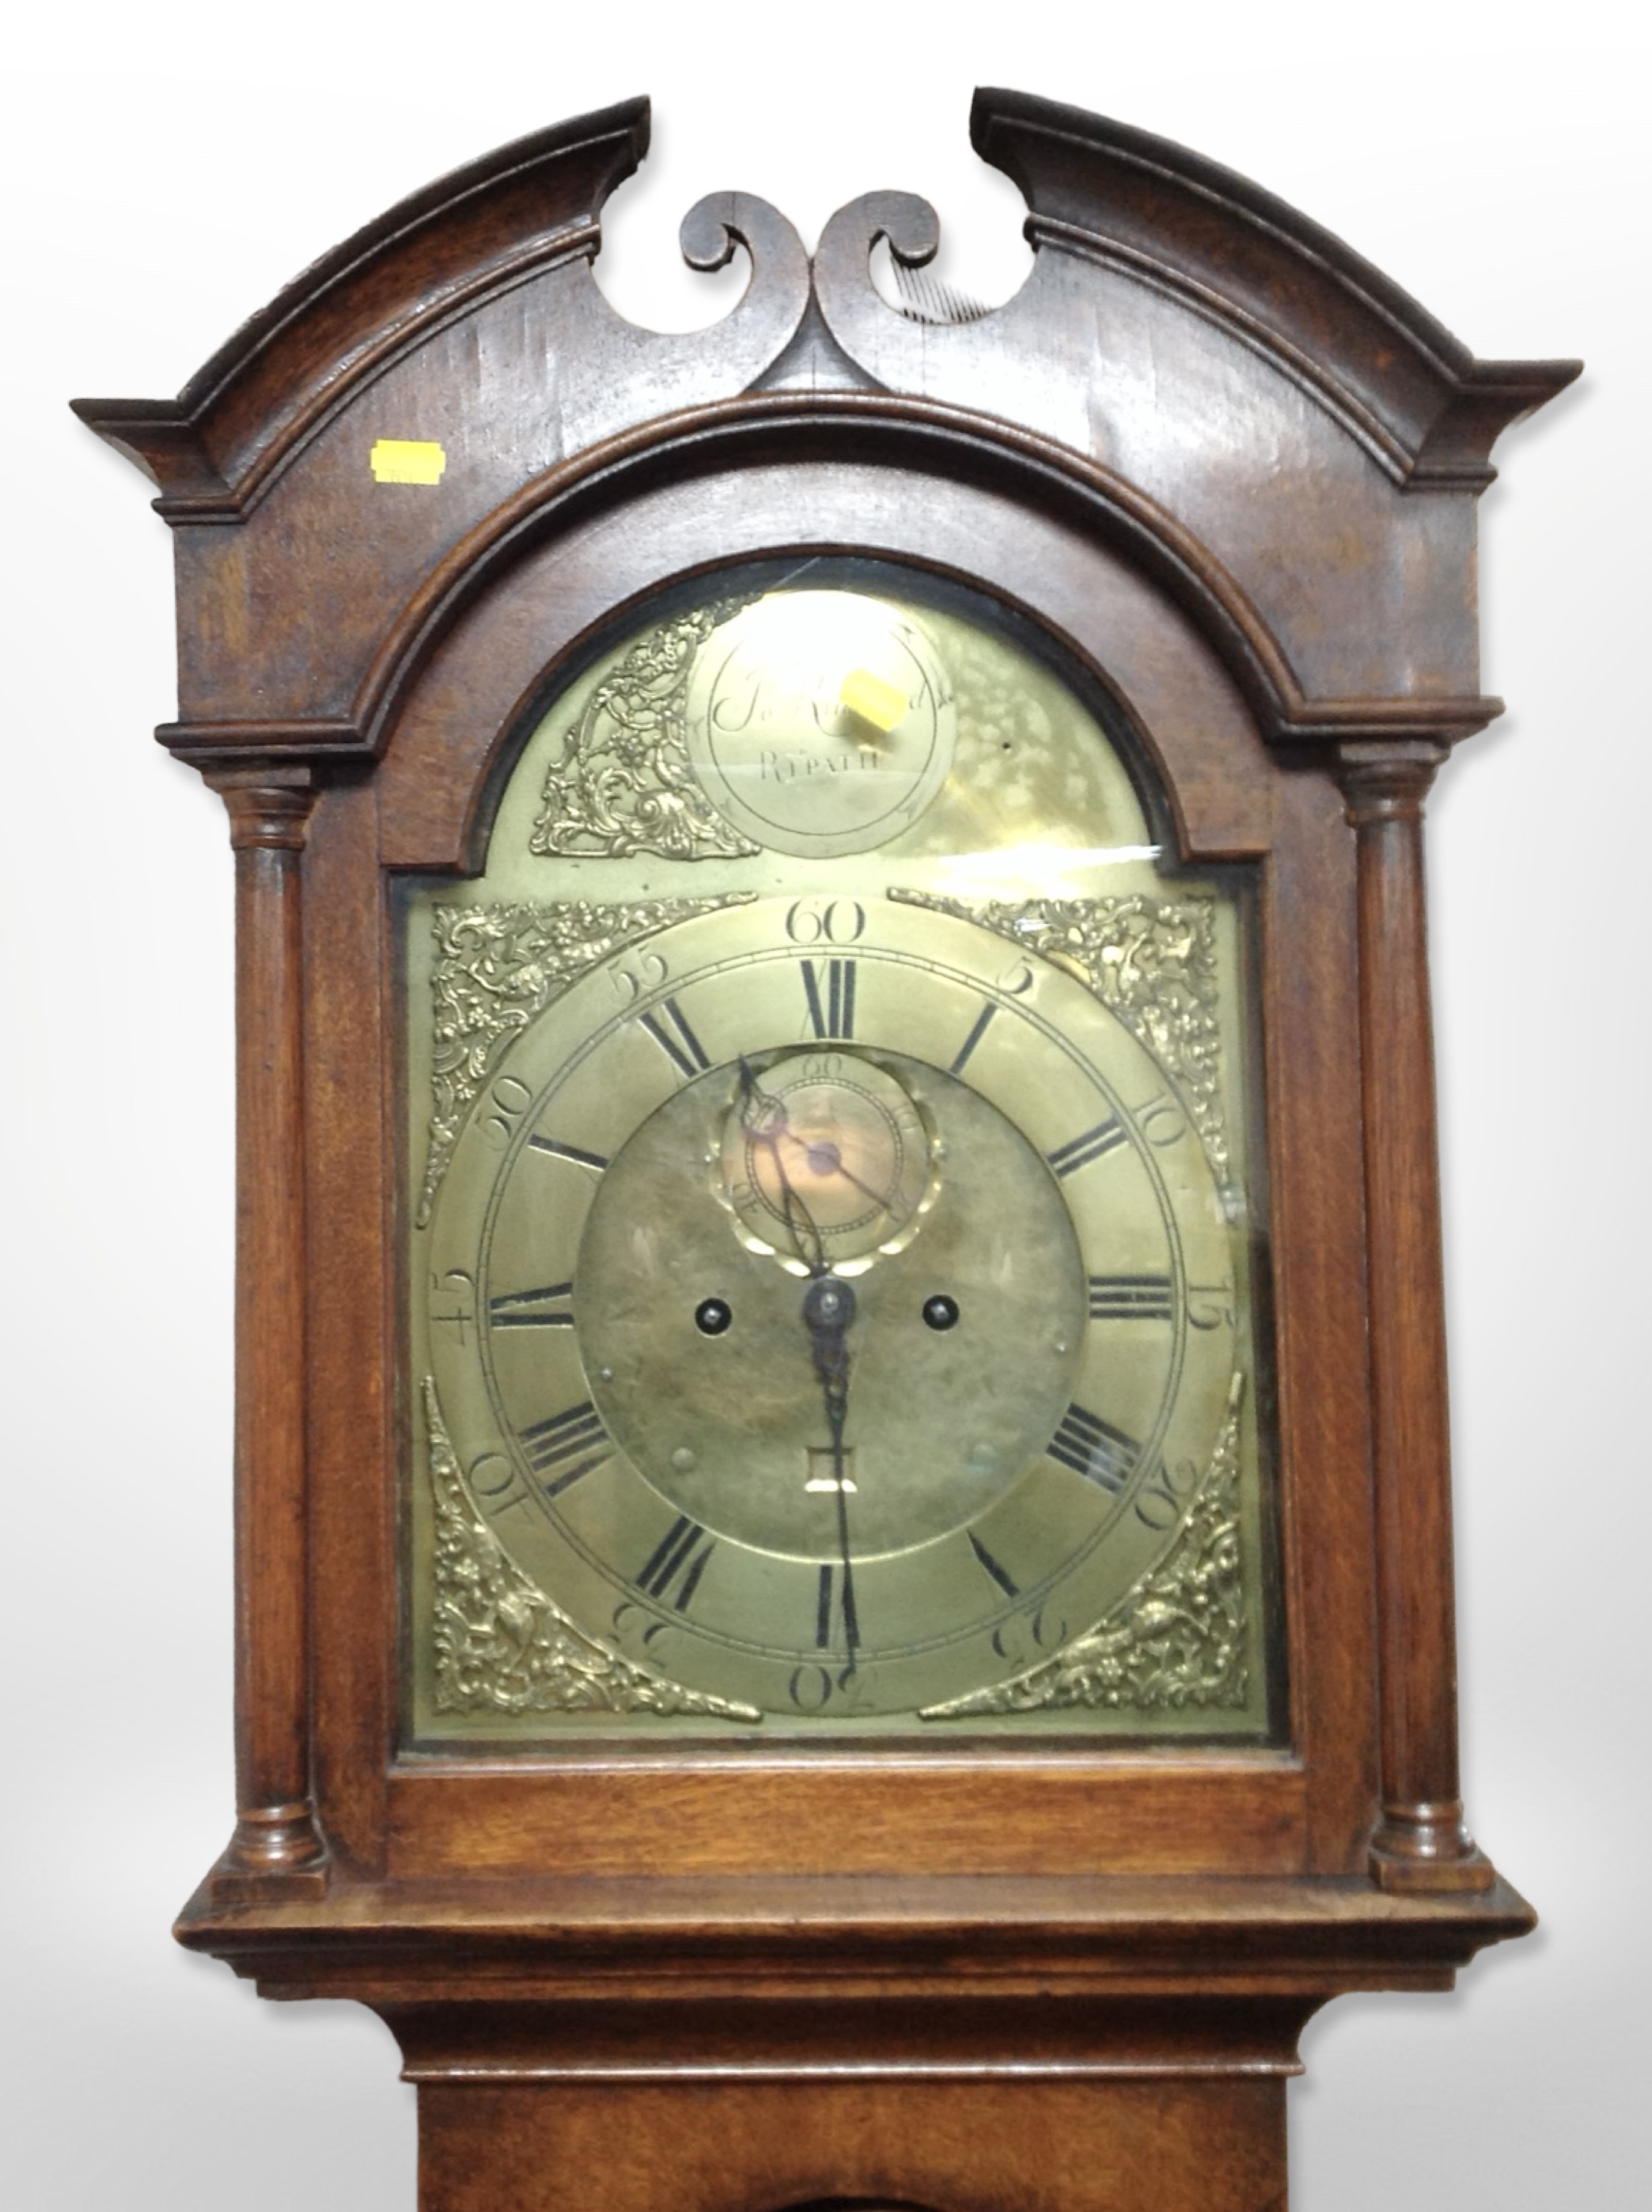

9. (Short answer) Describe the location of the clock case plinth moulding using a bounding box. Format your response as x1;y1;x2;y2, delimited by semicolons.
74;91;1575;2212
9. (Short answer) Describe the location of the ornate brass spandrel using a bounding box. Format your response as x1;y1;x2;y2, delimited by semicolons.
423;1379;760;1723
920;1380;1246;1719
892;888;1229;1184
418;894;755;1224
528;601;760;859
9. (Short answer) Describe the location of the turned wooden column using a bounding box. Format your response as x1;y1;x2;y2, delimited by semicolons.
204;767;328;1893
1339;740;1492;1892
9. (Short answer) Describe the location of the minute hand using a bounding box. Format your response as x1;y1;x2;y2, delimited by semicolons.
801;1273;859;1673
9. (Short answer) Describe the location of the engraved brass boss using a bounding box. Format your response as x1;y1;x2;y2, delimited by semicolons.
685;592;957;856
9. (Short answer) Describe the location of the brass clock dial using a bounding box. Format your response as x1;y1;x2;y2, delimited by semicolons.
408;575;1274;1740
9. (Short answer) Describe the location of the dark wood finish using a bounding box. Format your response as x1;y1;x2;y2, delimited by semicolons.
413;2078;1287;2212
205;770;327;1893
74;88;1575;2210
303;778;397;1876
1340;743;1489;1890
968;89;1575;488
174;1869;1536;1999
176;1870;1530;2209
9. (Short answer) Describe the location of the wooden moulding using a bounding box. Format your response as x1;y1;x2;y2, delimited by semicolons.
173;1866;1534;2210
68;100;653;512
175;1870;1537;2002
71;93;1581;752
968;87;1580;488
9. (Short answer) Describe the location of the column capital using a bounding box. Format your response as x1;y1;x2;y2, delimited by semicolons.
1336;739;1449;827
204;765;319;852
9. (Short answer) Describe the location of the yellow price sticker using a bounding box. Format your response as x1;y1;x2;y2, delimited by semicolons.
370;438;446;485
839;666;908;733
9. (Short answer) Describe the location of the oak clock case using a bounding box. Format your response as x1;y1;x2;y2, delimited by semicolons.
406;574;1276;1743
71;85;1576;2212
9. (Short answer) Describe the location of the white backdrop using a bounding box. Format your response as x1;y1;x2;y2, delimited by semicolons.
5;6;1646;2206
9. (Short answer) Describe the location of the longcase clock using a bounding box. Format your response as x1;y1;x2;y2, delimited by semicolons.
74;90;1577;2212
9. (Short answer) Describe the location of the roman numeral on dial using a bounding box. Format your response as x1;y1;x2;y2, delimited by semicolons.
1087;1274;1175;1321
489;1282;574;1328
949;999;998;1075
1048;1403;1142;1494
1045;1118;1128;1178
526;1135;609;1172
801;957;857;1039
967;1529;1020;1599
636;1515;717;1611
518;1401;610;1495
638;997;711;1080
814;1561;861;1649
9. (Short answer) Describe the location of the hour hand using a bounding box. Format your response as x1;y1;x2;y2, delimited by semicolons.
801;1273;857;1412
800;1272;859;1668
737;1058;827;1275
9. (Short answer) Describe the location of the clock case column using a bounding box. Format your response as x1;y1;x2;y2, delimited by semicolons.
203;767;328;1896
1339;741;1491;1893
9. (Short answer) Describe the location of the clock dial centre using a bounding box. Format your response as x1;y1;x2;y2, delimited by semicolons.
575;1049;1086;1562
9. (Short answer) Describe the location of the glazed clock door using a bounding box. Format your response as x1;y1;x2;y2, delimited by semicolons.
405;567;1278;1745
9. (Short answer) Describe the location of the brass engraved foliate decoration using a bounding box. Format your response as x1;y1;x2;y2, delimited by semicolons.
892;889;1230;1183
417;895;754;1224
423;1380;760;1722
920;1386;1248;1718
528;603;760;859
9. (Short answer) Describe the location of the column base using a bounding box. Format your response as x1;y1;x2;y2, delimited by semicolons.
1369;1804;1495;1893
206;1804;330;1903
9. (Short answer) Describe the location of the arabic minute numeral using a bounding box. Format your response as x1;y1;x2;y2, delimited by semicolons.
1187;1282;1236;1332
608;949;670;1004
787;1664;835;1711
465;1448;535;1522
1132;1089;1188;1147
785;899;866;946
480;1074;533;1150
991;1604;1069;1666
